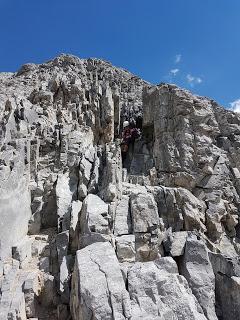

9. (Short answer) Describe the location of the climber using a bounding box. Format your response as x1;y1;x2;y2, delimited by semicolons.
121;120;140;167
130;121;141;144
121;121;131;165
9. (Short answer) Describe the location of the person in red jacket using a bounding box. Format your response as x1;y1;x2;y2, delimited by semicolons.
121;121;131;164
121;120;140;167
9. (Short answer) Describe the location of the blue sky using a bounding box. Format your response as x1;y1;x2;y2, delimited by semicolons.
0;0;239;110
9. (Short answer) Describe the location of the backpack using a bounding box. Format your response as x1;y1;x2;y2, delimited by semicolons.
121;143;128;153
130;128;140;140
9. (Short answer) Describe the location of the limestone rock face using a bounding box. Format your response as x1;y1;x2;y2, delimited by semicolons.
128;258;207;320
1;54;240;319
70;242;131;320
179;233;217;320
209;253;240;320
0;142;32;259
80;193;110;235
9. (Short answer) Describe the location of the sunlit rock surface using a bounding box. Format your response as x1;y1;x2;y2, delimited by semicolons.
1;54;240;319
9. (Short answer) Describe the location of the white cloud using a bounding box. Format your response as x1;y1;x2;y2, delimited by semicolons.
175;54;182;64
170;68;179;76
186;74;203;87
196;77;202;84
186;74;194;83
230;99;240;113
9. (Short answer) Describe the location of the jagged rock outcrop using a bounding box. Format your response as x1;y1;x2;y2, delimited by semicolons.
71;242;131;320
1;54;240;319
128;258;207;320
179;233;217;320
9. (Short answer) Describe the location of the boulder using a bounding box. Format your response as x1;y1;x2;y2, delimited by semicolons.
176;188;206;232
56;231;69;265
23;271;40;318
80;194;110;235
130;191;159;233
209;252;240;319
99;143;122;202
12;236;32;267
128;258;206;320
70;242;131;320
69;200;82;251
59;255;73;303
116;235;135;262
179;233;217;320
114;196;131;236
56;170;78;232
164;231;188;257
130;191;161;261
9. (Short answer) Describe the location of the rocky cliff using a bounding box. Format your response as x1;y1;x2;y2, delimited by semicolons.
0;54;240;320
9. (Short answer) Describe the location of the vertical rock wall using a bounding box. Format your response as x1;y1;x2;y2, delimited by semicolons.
0;141;31;259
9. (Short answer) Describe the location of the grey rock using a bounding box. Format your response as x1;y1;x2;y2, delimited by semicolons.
215;276;240;320
114;195;131;236
0;144;31;259
154;256;179;274
39;274;57;308
2;54;240;319
56;170;78;232
12;236;32;267
0;260;3;277
130;190;162;261
57;303;70;320
70;242;131;320
209;252;240;319
28;210;42;235
179;233;217;320
128;258;206;320
80;194;110;235
99;142;122;202
116;235;135;263
59;255;72;303
165;231;188;257
23;271;40;318
130;191;159;233
7;291;27;320
70;200;82;235
69;200;82;251
39;257;50;273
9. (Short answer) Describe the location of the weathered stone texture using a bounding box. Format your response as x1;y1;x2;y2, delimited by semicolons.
70;242;131;320
1;55;240;319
